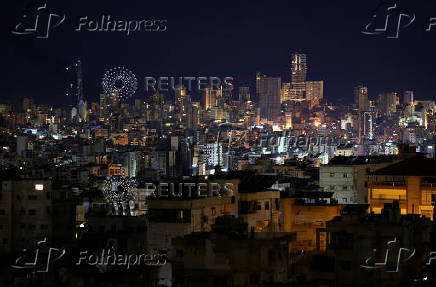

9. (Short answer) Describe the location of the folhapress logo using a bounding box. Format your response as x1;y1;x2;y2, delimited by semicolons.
11;237;66;274
361;237;415;273
11;1;168;39
11;2;65;39
361;2;415;39
362;1;436;38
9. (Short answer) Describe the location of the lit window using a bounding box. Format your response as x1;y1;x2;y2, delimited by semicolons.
35;184;44;191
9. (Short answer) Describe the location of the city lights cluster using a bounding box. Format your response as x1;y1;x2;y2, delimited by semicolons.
102;176;137;203
102;66;138;101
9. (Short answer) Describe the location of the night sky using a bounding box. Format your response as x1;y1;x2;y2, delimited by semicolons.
2;0;436;106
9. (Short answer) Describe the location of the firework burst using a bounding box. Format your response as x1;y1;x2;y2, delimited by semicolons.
102;176;137;203
102;67;138;101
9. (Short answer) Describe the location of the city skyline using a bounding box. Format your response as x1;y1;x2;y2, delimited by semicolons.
3;1;436;286
2;0;436;107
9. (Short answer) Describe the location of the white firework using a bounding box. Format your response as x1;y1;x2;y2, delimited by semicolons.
102;176;137;203
102;67;138;101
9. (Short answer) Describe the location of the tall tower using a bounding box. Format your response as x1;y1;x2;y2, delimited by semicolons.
291;53;307;83
354;85;371;143
256;72;281;122
66;60;84;106
359;111;374;143
290;53;307;101
354;85;369;111
174;85;187;122
76;60;83;103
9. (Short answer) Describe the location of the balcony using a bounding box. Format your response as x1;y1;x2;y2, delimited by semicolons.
370;194;407;201
371;181;406;188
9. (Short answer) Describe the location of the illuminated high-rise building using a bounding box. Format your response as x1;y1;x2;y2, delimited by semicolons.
359;111;374;142
290;53;307;101
305;81;324;108
292;83;306;101
291;53;307;83
186;102;199;130
204;87;221;110
354;85;369;111
353;86;371;143
174;85;187;121
256;72;281;122
281;83;292;103
281;82;306;102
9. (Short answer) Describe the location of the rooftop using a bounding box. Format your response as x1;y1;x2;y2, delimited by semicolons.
371;155;436;176
328;155;398;165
